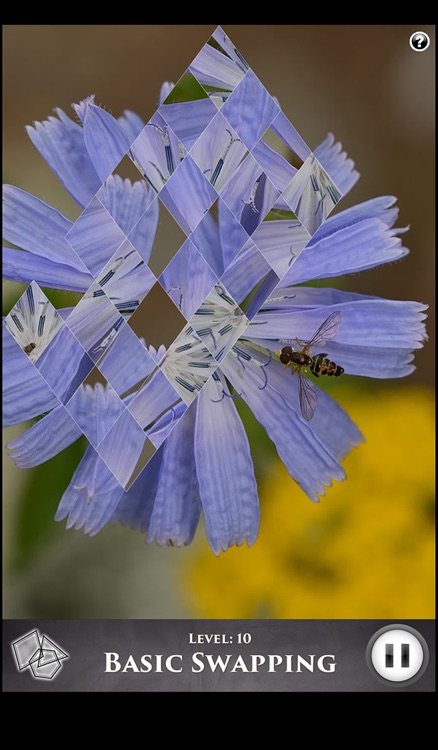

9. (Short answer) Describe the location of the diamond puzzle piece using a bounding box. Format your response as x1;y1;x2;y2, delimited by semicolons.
65;370;127;448
282;153;343;235
3;281;64;364
220;69;280;152
65;195;129;278
189;111;248;194
64;282;125;362
97;323;157;399
158;154;217;235
128;113;187;194
158;238;219;320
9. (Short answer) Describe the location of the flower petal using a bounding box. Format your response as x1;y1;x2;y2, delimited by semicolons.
2;247;92;293
220;238;275;307
110;448;162;532
314;133;359;197
159;239;218;320
66;383;126;447
55;444;124;536
73;97;131;183
97;175;158;247
189;42;246;92
283;218;409;285
117;109;145;144
2;186;86;270
146;403;201;547
25;107;101;207
65;196;129;278
254;287;428;349
222;346;346;502
2;325;60;427
220;70;280;151
7;404;82;468
98;324;157;397
36;324;93;404
194;374;260;554
159;100;217;149
127;367;184;429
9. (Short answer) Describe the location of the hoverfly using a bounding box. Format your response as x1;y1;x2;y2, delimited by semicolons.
277;311;344;421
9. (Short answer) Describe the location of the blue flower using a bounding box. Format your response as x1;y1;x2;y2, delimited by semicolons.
3;28;428;554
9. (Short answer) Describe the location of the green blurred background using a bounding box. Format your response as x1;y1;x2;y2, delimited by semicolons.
3;25;435;619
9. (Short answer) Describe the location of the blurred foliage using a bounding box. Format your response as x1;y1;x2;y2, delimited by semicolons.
183;383;435;618
11;436;88;571
162;72;208;104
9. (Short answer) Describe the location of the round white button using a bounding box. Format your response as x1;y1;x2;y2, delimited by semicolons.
367;625;429;686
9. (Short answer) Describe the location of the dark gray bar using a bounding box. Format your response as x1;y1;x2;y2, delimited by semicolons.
2;619;434;692
385;643;394;668
401;643;410;668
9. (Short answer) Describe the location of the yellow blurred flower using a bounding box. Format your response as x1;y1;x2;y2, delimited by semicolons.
183;384;435;619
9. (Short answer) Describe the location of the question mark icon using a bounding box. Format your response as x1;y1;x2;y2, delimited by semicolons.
409;32;430;51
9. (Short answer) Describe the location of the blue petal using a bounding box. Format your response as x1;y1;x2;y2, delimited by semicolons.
129;113;186;192
97;175;157;241
220;70;280;151
309;196;403;241
159;239;218;319
270;110;311;163
3;247;92;293
282;217;409;285
96;409;149;488
282;154;342;235
55;445;124;536
127;368;182;429
65;285;124;357
220;238;276;307
25;106;101;207
189;42;246;92
110;448;163;532
194;374;260;554
159;100;217;149
251;139;298;193
36;324;93;404
189;210;223;277
230;340;362;462
222;347;346;502
211;27;250;74
146;403;201;547
98;324;157;397
254;287;428;349
73;97;131;183
65;196;129;278
159;155;217;235
126;199;159;266
245;270;281;321
189;111;248;194
217;198;251;270
220;155;279;235
2;325;60;427
7;404;82;468
117;110;145;144
251;219;312;279
2;186;86;270
314;133;359;197
147;400;187;449
66;383;126;447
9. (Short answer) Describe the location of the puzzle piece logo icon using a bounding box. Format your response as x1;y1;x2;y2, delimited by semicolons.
11;630;69;680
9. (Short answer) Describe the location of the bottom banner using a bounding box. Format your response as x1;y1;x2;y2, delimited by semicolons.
3;619;434;692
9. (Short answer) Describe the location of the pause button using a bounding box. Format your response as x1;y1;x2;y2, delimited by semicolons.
367;625;429;685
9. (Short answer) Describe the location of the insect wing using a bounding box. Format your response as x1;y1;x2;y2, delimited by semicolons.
305;311;342;350
298;371;317;421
